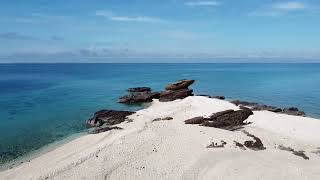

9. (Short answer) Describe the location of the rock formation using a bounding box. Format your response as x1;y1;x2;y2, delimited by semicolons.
159;79;195;102
185;108;253;130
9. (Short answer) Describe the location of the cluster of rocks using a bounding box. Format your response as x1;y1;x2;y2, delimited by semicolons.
159;79;194;102
118;79;195;104
184;108;253;131
231;100;306;116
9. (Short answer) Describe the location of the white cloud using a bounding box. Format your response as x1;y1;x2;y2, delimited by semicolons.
250;1;308;17
185;1;220;7
95;11;165;23
272;2;305;11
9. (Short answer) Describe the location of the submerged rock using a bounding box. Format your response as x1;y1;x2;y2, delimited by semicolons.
86;110;134;127
185;109;253;130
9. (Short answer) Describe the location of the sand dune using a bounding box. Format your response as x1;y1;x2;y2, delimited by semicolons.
1;96;320;180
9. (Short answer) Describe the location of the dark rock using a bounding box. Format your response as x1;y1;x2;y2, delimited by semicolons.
184;116;206;124
127;87;151;93
86;110;134;127
231;100;305;117
118;91;160;104
185;109;253;131
165;79;195;91
234;141;246;150
198;94;211;97
283;107;305;116
89;126;123;134
211;96;225;100
242;131;266;151
231;100;258;106
159;88;193;102
202;109;253;130
198;94;225;100
153;117;173;121
278;145;309;160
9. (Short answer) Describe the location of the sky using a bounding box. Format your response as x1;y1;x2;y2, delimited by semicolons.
0;0;320;62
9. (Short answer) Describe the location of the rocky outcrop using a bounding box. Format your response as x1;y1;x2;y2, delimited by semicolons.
159;79;195;102
86;110;134;127
185;109;253;130
231;100;305;116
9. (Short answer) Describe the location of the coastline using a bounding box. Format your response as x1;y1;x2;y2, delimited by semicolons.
1;96;320;179
0;132;86;172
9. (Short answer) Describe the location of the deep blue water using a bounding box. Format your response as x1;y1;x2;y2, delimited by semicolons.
0;63;320;164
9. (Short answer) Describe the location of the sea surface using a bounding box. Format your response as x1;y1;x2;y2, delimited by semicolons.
1;63;320;164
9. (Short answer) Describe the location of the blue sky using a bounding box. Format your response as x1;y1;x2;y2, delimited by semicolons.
0;0;320;62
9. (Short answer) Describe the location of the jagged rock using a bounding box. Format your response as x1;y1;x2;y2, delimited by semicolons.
159;89;193;102
127;87;151;92
184;109;253;130
165;79;195;91
86;110;134;127
118;92;160;104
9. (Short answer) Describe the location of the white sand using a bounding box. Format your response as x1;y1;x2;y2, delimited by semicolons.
1;96;320;180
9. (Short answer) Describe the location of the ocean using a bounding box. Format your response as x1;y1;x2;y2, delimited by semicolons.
0;63;320;164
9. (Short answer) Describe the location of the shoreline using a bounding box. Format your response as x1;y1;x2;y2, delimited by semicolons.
1;96;320;179
0;132;86;172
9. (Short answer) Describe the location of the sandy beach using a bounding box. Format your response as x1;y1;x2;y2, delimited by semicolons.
1;96;320;180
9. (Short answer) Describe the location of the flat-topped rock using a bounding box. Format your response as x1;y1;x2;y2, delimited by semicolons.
165;79;195;91
86;110;134;127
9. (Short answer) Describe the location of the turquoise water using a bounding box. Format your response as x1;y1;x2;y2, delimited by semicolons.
0;63;320;164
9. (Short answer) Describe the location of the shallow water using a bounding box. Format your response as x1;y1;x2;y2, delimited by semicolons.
0;63;320;164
